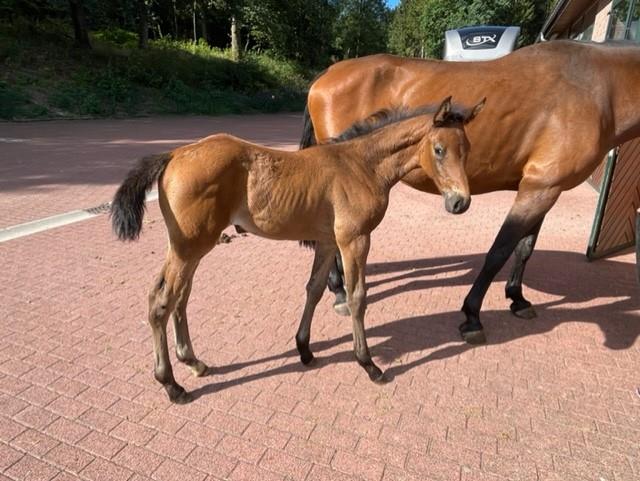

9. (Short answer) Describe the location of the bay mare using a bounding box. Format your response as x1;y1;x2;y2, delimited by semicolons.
110;97;484;403
302;40;640;343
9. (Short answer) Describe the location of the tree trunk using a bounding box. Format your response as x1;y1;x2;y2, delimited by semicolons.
138;0;149;49
69;0;91;49
231;14;241;60
172;0;178;38
192;0;197;42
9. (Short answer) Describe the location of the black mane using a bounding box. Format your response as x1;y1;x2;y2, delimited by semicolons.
328;103;468;144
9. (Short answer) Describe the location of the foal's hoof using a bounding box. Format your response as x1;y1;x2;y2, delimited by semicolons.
459;322;486;345
166;385;193;404
190;360;209;377
510;301;537;320
333;302;350;317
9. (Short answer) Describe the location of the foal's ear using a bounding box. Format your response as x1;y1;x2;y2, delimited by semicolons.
433;96;453;126
465;97;486;124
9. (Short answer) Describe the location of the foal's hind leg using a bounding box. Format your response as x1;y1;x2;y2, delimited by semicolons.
505;219;544;319
148;248;199;404
338;234;384;382
296;243;337;365
173;272;208;377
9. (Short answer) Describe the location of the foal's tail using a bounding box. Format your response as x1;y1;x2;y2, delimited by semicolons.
299;103;316;150
110;152;173;241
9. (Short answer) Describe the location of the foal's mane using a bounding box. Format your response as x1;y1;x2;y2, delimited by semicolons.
328;103;468;144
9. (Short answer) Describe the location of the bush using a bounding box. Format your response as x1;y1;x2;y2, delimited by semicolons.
1;22;313;119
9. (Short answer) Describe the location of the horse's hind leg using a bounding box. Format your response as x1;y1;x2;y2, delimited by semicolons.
148;248;199;404
327;254;350;316
173;271;208;377
505;219;544;319
296;242;336;365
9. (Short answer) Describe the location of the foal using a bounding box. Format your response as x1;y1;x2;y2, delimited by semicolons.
111;97;484;403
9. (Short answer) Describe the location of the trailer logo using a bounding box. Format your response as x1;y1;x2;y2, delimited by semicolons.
464;34;497;47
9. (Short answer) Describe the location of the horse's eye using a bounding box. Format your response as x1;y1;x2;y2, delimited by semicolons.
434;145;445;158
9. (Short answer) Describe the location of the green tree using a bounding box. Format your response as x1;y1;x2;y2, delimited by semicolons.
389;0;553;59
334;0;389;59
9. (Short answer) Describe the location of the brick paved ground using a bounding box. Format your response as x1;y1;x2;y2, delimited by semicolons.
0;114;301;228
1;115;639;481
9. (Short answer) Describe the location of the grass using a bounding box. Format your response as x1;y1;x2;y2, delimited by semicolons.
0;21;312;120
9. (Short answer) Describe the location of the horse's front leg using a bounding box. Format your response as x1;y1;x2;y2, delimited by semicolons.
338;234;384;382
505;219;544;319
296;242;337;365
460;185;561;344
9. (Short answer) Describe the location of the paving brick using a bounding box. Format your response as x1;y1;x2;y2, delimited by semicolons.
77;430;126;459
147;432;197;464
4;454;59;481
14;406;59;430
284;435;335;465
44;443;94;473
0;442;25;470
80;458;133;481
110;420;157;445
215;435;265;464
259;449;312;481
310;423;360;451
228;462;285;481
44;417;91;444
331;450;385;481
11;429;60;457
152;459;207;481
184;446;237;478
405;452;461;481
241;422;291;450
0;416;27;442
112;443;164;474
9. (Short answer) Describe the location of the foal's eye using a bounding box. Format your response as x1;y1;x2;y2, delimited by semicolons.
434;145;446;158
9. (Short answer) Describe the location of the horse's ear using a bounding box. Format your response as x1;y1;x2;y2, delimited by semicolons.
433;96;453;126
465;97;486;124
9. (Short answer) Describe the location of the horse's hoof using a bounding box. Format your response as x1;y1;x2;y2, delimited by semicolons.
511;303;537;319
167;385;192;404
190;361;208;377
334;302;350;317
459;322;486;345
300;350;315;366
366;365;387;383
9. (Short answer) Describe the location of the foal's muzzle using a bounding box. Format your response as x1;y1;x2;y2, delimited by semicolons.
444;192;471;215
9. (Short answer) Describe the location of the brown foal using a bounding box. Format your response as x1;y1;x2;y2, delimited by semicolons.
302;40;640;343
111;97;485;403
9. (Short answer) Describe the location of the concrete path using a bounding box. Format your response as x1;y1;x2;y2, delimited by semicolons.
0;115;638;481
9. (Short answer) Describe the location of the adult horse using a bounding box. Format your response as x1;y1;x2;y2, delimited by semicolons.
302;40;640;344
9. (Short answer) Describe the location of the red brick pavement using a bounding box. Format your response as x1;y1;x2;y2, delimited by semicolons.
0;114;301;228
0;115;639;481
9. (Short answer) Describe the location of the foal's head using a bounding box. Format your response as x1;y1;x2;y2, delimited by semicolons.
419;96;485;214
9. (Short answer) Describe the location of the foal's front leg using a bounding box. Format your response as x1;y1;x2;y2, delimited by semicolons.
296;243;337;365
338;234;384;382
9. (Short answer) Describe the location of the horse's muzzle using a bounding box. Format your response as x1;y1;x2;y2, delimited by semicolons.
444;192;471;215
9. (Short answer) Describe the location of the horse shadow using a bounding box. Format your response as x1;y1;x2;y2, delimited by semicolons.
190;249;639;399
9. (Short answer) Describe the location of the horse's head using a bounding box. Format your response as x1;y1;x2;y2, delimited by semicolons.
419;96;485;214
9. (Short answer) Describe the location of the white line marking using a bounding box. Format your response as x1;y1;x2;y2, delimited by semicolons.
0;190;159;243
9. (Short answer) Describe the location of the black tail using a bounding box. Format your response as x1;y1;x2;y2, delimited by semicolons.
111;152;173;241
299;103;316;150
